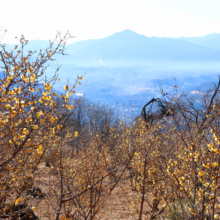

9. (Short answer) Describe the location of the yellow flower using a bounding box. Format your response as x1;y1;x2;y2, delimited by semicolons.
30;75;35;83
64;84;69;91
212;162;218;168
24;78;29;83
74;131;78;137
15;198;25;205
37;145;43;155
33;125;38;130
57;125;62;130
9;74;14;79
203;164;210;168
68;105;74;110
198;171;205;176
50;127;55;133
5;104;11;109
44;83;51;91
50;117;55;122
209;195;214;200
29;87;35;92
67;133;72;138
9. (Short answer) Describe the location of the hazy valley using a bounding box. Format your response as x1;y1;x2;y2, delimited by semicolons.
5;29;220;118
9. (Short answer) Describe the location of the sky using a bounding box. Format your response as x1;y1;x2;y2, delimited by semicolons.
1;0;220;44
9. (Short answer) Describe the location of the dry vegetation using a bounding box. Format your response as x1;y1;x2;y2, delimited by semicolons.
1;32;220;220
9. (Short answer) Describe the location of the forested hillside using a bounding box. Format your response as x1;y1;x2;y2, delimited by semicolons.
1;34;220;220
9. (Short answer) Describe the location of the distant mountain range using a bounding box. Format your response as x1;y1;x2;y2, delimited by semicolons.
5;30;220;67
182;33;220;51
65;30;220;64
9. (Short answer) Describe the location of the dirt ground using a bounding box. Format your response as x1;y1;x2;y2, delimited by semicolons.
29;163;153;220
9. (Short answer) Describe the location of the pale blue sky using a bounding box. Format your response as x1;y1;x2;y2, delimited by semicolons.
1;0;220;44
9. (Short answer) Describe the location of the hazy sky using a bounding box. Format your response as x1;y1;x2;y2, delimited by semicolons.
1;0;220;44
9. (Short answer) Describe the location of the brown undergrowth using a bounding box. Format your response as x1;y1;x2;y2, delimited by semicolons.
1;32;220;219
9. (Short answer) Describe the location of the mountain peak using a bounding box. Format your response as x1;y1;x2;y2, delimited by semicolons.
119;29;137;34
102;29;148;43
